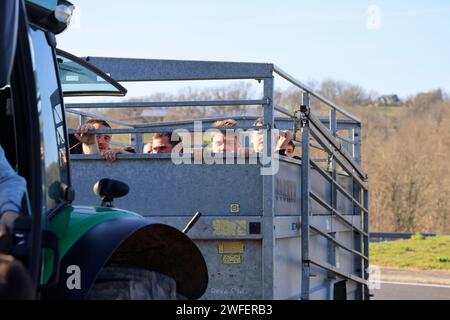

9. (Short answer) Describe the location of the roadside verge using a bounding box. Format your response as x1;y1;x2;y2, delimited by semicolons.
374;265;450;286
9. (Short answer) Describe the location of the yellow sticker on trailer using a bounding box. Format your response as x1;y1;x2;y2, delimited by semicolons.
218;241;245;254
213;220;247;236
223;255;241;264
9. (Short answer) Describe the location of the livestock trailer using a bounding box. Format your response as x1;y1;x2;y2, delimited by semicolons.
64;55;370;300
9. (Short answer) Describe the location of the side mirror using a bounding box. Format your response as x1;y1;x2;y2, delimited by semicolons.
93;178;129;208
0;0;19;88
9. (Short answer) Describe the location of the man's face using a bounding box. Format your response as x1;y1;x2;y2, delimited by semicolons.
93;124;112;152
143;143;152;154
212;132;237;153
252;129;264;152
152;136;174;154
285;145;295;158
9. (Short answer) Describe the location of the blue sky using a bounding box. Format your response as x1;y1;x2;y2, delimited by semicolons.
58;0;450;99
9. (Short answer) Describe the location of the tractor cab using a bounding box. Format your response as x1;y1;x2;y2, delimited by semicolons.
0;0;208;300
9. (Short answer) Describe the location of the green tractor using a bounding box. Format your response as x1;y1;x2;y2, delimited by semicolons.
0;0;208;300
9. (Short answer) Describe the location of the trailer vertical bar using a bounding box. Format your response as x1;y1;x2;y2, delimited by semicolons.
329;109;337;170
132;131;144;153
353;179;363;299
262;77;275;299
327;109;337;299
80;114;87;126
301;92;311;300
363;188;370;300
354;125;362;165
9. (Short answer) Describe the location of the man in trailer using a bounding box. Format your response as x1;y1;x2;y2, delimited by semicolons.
148;132;183;154
210;119;239;153
71;119;132;161
251;118;294;154
282;140;301;160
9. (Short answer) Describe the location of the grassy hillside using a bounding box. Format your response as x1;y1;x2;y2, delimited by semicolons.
370;235;450;270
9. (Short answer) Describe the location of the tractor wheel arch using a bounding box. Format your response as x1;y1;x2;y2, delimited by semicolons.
41;217;208;300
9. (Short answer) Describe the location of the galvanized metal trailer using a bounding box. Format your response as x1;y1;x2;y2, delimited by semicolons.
64;57;369;300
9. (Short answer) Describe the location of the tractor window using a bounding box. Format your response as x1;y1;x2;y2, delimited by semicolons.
56;49;127;97
30;28;70;211
26;0;58;11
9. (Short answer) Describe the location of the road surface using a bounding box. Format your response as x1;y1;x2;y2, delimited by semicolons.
371;281;450;300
